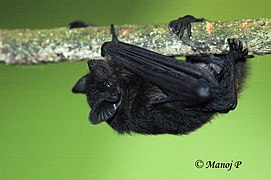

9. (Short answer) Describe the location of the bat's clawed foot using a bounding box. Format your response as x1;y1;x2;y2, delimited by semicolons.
168;15;205;40
227;38;248;61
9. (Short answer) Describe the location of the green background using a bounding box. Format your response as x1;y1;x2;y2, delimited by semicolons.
1;0;271;179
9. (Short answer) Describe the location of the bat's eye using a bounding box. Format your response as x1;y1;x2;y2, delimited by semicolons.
104;81;113;88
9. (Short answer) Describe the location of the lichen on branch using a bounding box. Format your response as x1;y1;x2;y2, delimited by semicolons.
0;18;270;64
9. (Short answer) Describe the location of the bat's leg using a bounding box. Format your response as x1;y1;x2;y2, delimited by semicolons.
68;21;92;29
168;15;205;39
184;39;248;112
206;38;248;112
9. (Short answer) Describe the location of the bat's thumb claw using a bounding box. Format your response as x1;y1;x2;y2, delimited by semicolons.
110;24;119;43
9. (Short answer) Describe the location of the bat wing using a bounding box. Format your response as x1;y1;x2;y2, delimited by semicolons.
102;41;219;106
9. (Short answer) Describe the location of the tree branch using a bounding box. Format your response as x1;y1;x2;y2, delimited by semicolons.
0;18;270;64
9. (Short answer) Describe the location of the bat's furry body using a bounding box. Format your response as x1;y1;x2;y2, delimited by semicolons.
73;16;249;135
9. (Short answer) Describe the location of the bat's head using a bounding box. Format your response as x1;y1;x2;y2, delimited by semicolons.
72;59;123;125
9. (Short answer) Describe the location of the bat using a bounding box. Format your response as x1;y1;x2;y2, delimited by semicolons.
72;16;250;135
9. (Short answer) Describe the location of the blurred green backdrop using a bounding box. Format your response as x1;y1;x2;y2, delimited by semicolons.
1;0;271;179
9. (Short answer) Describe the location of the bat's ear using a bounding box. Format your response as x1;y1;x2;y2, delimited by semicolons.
88;99;121;125
89;88;122;125
72;75;87;94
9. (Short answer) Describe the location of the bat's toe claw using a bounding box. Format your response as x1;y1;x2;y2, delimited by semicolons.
227;38;248;60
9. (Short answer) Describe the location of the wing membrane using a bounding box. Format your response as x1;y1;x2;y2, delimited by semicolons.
102;41;218;106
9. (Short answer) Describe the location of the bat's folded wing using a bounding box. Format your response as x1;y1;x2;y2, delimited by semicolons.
102;41;219;106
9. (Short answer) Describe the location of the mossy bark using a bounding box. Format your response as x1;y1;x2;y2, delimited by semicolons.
0;18;270;64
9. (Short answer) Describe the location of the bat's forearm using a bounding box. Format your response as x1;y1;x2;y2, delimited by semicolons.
0;18;270;64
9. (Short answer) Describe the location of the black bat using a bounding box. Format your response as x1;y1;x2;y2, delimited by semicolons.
72;16;250;135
